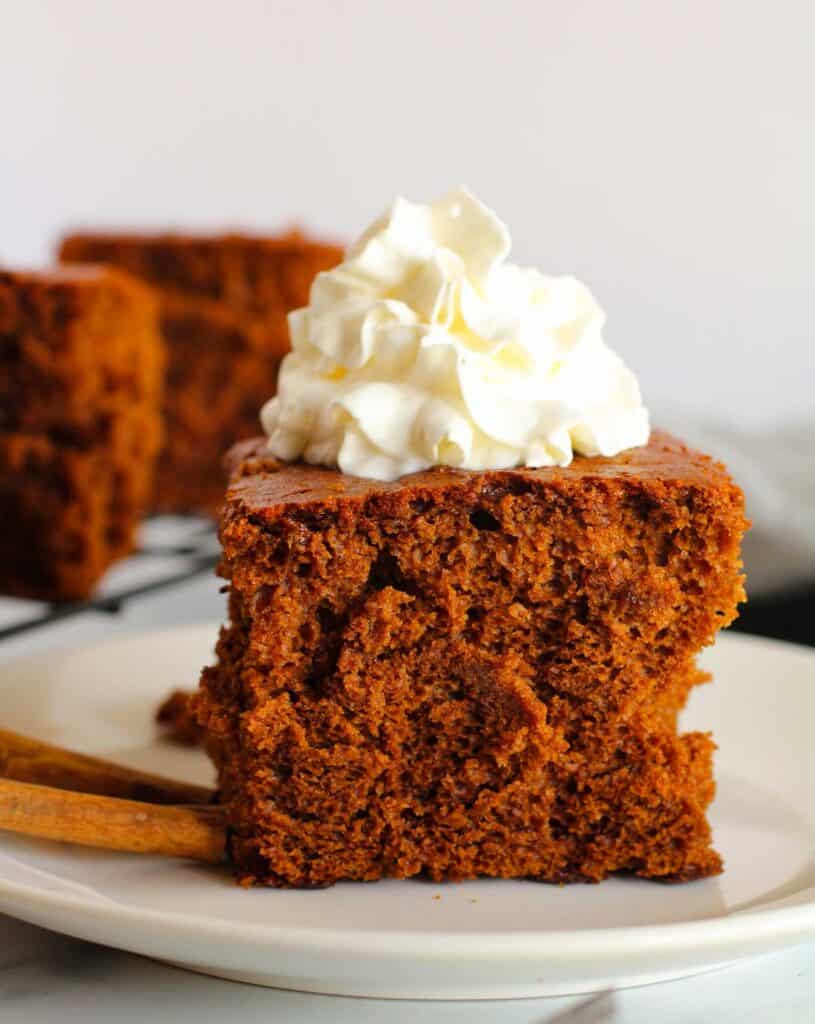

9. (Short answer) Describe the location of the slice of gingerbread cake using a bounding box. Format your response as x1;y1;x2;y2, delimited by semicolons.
0;266;163;600
194;188;747;887
198;432;745;887
59;232;342;514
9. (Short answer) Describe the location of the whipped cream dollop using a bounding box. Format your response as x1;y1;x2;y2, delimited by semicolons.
261;187;649;481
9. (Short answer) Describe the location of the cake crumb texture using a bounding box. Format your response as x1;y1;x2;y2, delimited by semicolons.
59;232;343;514
197;431;747;887
0;266;163;600
156;688;204;746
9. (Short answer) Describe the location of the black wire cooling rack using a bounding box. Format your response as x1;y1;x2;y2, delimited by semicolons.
0;517;220;643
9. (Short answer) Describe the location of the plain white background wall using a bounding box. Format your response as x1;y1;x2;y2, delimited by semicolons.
1;0;813;428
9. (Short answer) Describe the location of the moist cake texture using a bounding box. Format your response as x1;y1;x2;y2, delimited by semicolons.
196;431;747;887
59;232;342;514
0;266;163;600
156;688;205;746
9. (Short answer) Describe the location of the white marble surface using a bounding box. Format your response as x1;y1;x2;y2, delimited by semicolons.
1;522;813;1021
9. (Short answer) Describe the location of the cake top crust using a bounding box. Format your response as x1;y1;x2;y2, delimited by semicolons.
59;231;342;257
225;431;735;516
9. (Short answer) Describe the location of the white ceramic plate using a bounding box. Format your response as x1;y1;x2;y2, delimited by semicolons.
0;625;814;1000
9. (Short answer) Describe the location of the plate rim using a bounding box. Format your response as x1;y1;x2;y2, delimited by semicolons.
2;864;815;962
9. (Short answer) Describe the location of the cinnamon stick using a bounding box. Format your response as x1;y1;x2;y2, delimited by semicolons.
0;778;226;863
0;728;214;806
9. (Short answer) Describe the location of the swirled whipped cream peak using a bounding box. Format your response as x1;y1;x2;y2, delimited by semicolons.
261;187;650;481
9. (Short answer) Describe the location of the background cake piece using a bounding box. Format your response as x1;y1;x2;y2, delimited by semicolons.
195;432;747;888
59;232;343;514
0;266;163;600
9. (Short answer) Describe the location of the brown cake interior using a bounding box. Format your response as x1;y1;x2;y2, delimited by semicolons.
59;232;343;514
196;431;747;887
0;266;163;600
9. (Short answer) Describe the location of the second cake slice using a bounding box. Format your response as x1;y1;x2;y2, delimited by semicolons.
59;231;343;514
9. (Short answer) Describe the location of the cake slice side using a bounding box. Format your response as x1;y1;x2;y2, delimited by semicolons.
59;232;343;514
58;232;344;318
0;267;163;600
201;597;721;887
196;432;746;886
